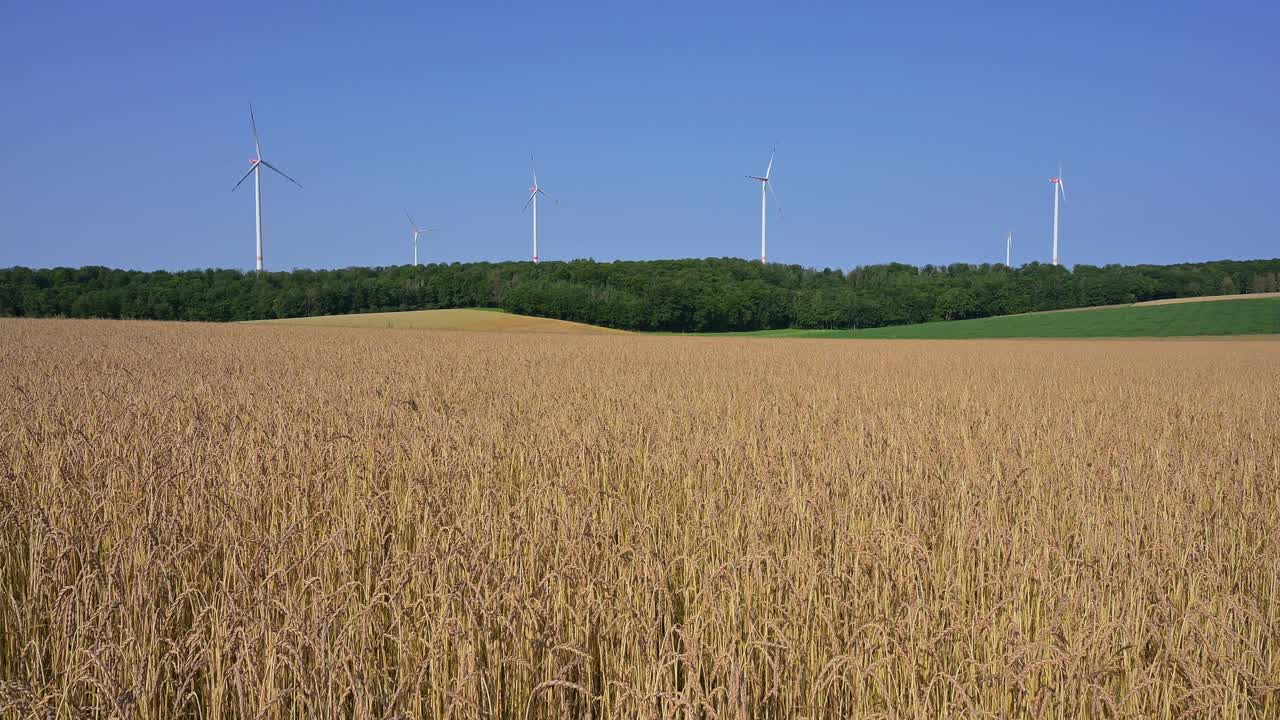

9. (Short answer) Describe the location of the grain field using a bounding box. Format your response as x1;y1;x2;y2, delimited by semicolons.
1;318;1277;718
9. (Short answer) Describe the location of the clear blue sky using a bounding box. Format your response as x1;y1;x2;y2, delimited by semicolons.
1;1;1276;271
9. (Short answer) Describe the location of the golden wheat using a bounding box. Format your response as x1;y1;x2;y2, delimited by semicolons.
1;318;1277;718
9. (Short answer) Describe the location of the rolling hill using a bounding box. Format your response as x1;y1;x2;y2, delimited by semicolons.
247;295;1278;340
249;308;624;334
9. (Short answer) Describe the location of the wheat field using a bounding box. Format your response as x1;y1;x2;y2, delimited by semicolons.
249;309;626;334
1;318;1277;719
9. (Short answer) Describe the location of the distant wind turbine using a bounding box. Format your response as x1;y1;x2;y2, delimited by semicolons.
522;154;556;264
745;147;781;264
1006;231;1013;267
1049;167;1067;266
232;105;301;272
404;210;439;267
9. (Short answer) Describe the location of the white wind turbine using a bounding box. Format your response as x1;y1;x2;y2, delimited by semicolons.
1006;231;1013;267
232;105;302;272
745;147;781;264
522;155;556;264
404;210;439;267
1049;167;1067;266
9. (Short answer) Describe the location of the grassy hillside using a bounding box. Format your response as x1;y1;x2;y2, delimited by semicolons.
732;296;1280;339
249;308;624;334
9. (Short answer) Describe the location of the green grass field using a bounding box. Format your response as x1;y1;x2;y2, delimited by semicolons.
730;296;1280;339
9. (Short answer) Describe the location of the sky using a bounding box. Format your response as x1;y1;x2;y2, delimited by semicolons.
1;1;1276;272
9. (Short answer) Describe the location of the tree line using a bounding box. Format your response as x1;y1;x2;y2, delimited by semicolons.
2;257;1278;332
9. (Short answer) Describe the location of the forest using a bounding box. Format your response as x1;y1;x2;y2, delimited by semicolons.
2;257;1277;332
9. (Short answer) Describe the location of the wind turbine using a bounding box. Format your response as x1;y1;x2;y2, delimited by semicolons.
1006;231;1013;267
745;147;781;264
522;154;556;264
404;210;439;267
232;105;302;272
1049;167;1067;266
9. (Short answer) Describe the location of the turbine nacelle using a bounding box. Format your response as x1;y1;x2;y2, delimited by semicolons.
743;148;782;219
522;183;555;212
232;109;301;194
405;209;439;236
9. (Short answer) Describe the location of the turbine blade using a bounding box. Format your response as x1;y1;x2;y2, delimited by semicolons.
1059;176;1068;204
746;175;766;181
259;160;303;189
765;147;775;179
767;182;782;218
405;208;418;230
522;191;536;212
232;164;256;191
538;188;557;205
250;103;262;159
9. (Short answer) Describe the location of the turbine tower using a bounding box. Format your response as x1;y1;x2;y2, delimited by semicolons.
1049;168;1067;266
404;210;438;267
232;105;302;272
522;155;556;264
745;147;781;264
